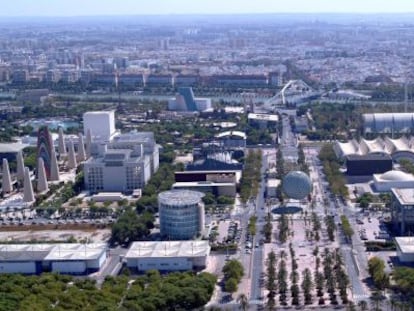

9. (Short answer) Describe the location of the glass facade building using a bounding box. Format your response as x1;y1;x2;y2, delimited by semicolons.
159;190;205;240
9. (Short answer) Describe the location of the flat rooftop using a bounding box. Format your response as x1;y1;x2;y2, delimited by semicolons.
392;188;414;205
125;241;210;259
248;113;279;122
0;243;107;262
395;237;414;253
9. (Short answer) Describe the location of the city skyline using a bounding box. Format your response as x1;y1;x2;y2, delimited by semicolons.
2;0;414;16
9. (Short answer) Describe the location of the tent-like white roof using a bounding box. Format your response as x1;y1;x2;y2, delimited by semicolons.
125;241;210;259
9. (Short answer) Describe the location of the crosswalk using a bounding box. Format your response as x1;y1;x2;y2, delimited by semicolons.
353;293;370;301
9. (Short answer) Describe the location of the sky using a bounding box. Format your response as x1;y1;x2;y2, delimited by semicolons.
2;0;414;16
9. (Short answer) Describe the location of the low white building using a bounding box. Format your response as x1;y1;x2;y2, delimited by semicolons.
125;241;210;272
395;237;414;262
266;178;281;197
373;170;414;192
0;243;107;275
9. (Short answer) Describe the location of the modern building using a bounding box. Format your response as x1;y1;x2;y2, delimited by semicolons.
373;170;414;192
248;113;279;129
0;243;107;275
395;237;414;262
83;111;116;141
391;188;414;235
345;154;393;176
84;147;150;194
125;241;210;272
109;131;159;174
335;136;414;162
158;190;205;240
172;181;236;197
214;131;247;149
174;169;239;197
168;87;212;112
363;113;414;134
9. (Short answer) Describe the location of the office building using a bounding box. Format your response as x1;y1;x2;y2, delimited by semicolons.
159;190;205;240
391;188;414;235
84;147;150;194
125;241;210;272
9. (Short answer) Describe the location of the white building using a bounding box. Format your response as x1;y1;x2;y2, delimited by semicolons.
395;237;414;262
84;148;151;194
334;136;414;162
266;178;281;197
373;170;414;192
83;111;116;141
248;113;279;129
0;243;107;275
125;241;210;272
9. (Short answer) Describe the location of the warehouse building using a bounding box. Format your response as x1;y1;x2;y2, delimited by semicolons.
125;241;210;272
0;243;107;275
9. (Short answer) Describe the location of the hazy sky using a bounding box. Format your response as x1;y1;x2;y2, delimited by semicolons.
2;0;414;16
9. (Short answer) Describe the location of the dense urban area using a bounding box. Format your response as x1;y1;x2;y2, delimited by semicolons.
1;12;414;311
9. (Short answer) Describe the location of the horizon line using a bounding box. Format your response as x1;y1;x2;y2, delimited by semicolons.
2;12;414;18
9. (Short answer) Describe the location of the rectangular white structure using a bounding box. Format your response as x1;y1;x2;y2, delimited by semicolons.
83;111;116;141
0;243;107;275
396;237;414;262
125;241;210;272
84;149;151;193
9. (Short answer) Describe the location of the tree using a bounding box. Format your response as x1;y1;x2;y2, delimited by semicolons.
301;268;314;305
237;293;249;311
368;257;389;291
224;277;238;295
357;300;368;311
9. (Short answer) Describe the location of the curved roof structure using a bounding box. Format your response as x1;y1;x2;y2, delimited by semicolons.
215;131;247;140
363;113;414;134
377;170;414;182
335;136;414;161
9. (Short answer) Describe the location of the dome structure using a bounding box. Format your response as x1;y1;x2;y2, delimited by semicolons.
282;171;312;200
379;170;413;182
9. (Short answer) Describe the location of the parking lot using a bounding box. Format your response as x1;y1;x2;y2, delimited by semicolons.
0;228;111;243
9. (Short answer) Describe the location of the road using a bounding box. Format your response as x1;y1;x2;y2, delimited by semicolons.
249;152;268;303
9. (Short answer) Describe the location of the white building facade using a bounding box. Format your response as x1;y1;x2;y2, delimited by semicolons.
125;241;210;272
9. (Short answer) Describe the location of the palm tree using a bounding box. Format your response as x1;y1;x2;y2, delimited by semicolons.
237;293;249;311
357;300;368;311
370;291;384;311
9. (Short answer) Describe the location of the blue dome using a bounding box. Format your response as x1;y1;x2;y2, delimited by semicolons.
282;171;312;200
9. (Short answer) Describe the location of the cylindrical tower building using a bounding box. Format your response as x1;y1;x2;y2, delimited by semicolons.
158;190;205;240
